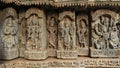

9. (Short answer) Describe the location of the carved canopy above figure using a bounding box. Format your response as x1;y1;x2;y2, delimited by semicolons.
2;7;17;21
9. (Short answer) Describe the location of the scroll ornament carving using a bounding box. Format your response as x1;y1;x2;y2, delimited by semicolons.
77;14;88;48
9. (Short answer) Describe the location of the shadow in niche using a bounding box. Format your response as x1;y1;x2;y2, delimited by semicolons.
88;7;92;57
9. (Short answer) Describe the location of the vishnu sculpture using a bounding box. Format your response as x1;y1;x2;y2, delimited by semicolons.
57;11;77;59
24;8;47;60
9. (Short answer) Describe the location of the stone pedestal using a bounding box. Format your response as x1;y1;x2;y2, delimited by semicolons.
78;48;89;56
90;48;118;57
19;48;25;57
24;50;48;60
0;48;19;60
57;50;78;59
47;49;57;57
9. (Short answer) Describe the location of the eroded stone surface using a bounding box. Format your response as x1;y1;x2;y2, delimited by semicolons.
91;9;120;57
0;3;120;68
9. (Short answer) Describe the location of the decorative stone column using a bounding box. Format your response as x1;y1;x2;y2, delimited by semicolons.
24;8;48;60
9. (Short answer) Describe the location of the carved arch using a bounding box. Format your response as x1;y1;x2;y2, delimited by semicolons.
2;7;17;20
91;9;119;21
77;14;88;27
59;11;75;21
25;8;44;18
47;12;58;27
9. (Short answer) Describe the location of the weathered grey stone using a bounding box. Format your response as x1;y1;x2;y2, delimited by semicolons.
91;9;120;57
23;8;48;60
0;7;19;60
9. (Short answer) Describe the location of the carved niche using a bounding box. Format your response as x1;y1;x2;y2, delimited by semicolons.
24;8;48;60
47;12;58;57
76;14;89;56
57;11;77;59
0;7;19;60
91;9;119;57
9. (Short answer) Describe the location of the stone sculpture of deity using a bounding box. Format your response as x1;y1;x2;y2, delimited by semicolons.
77;19;87;48
47;17;57;49
26;14;42;51
92;15;119;49
1;17;18;50
58;14;76;50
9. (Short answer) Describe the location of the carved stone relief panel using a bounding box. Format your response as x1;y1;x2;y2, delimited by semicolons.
76;14;89;56
47;12;58;57
24;8;48;60
57;11;78;59
0;7;19;60
91;9;119;57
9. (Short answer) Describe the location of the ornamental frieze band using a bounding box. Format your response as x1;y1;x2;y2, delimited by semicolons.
0;0;120;68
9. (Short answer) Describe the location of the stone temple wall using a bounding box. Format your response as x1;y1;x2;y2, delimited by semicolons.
0;1;120;67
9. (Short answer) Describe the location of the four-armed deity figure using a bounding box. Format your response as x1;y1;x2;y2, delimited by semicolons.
26;14;42;51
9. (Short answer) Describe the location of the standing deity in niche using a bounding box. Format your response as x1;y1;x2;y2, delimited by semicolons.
26;14;42;51
1;17;18;50
77;19;87;48
64;18;71;50
47;17;57;49
24;8;47;60
58;16;76;50
99;16;109;49
57;11;77;59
